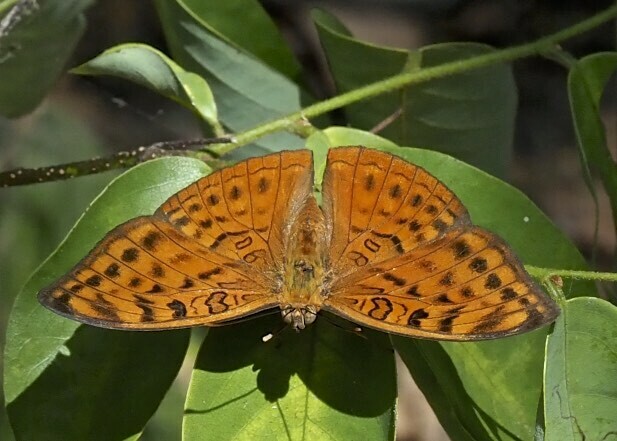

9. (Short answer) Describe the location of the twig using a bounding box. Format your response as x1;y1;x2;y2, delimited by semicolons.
526;265;617;284
0;136;233;187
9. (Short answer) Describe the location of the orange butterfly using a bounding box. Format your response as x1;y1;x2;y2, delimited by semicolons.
39;146;559;340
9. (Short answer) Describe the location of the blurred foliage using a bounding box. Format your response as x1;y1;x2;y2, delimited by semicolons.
0;106;115;440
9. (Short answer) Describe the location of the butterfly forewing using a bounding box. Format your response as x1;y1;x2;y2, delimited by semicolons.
157;150;314;273
38;150;315;330
322;147;470;279
321;147;558;340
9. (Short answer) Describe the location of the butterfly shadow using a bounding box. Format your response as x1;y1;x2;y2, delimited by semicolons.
188;312;397;418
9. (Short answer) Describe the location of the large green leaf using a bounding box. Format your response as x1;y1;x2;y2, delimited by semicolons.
0;0;92;117
73;43;222;134
174;0;301;79
4;157;209;439
7;327;189;441
544;296;617;441
568;52;617;231
314;10;516;177
184;315;396;441
0;107;112;441
154;0;306;156
308;127;591;441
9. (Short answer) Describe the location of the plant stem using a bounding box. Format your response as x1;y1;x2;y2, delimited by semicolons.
0;137;231;187
526;265;617;283
216;4;617;154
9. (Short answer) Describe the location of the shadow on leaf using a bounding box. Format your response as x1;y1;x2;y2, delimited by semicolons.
191;312;396;417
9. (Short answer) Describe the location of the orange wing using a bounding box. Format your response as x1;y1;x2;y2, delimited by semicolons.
38;150;315;330
321;147;559;340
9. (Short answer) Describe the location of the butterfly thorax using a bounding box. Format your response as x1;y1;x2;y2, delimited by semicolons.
281;197;328;331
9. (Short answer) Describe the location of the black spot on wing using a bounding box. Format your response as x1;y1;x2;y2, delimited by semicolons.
92;293;120;321
104;263;120;278
425;205;439;215
408;308;429;327
134;295;155;322
198;267;223;280
167;299;187;318
500;287;517;300
229;185;242;200
485;273;502;289
439;271;455;287
432;219;448;233
142;231;163;250
469;257;488;273
85;275;102;287
471;306;506;334
173;216;190;228
207;194;220;206
436;293;454;304
439;316;454;333
258;177;269;193
129;277;141;288
210;233;228;250
121;248;139;262
50;291;73;315
390;235;404;254
408;220;421;232
382;273;406;286
188;203;202;213
452;240;471;259
389;184;402;199
364;174;375;191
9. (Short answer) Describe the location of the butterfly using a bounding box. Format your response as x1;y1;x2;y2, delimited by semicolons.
39;146;559;340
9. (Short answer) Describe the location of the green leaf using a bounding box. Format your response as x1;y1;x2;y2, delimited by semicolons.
309;127;591;441
6;328;189;441
544;297;617;441
184;315;396;440
154;0;306;156
0;0;92;117
313;9;408;132
0;106;111;441
314;10;516;177
568;52;617;229
175;0;301;79
72;43;223;135
4;157;210;439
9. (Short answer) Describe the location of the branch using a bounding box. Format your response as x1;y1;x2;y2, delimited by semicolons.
526;265;617;284
0;137;233;187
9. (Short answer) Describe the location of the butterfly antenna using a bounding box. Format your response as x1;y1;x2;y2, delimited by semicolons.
262;321;288;343
319;313;367;341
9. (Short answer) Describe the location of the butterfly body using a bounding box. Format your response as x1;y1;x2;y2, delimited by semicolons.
39;146;559;340
280;197;328;330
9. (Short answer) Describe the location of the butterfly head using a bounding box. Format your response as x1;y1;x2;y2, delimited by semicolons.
281;304;318;331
